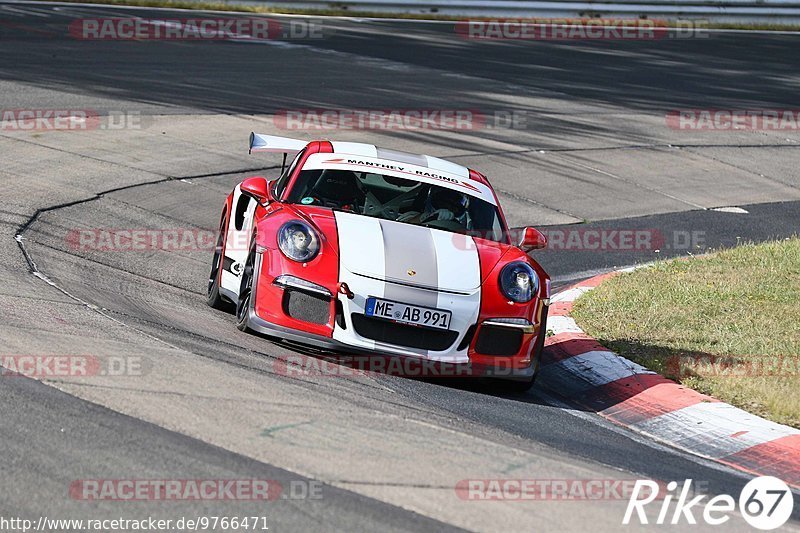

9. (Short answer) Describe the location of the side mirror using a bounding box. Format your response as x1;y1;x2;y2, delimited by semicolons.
240;176;270;204
517;227;547;251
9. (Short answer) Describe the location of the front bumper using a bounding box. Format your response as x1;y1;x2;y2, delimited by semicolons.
246;305;537;381
249;252;543;379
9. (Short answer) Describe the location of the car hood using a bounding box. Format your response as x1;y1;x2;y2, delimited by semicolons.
334;211;510;293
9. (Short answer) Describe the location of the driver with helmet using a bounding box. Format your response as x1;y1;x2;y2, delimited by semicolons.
397;186;471;227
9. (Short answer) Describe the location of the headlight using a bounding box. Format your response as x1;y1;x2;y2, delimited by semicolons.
278;220;320;262
499;262;538;303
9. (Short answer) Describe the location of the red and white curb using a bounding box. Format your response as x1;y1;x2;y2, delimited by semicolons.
542;270;800;489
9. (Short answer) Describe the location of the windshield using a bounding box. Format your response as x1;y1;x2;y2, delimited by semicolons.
286;169;507;242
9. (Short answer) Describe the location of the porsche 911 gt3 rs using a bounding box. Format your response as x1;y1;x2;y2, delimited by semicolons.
207;133;550;390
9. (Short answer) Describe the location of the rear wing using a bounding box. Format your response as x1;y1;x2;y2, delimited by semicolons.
249;133;308;155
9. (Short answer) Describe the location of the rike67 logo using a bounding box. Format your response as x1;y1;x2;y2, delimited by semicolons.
624;477;794;529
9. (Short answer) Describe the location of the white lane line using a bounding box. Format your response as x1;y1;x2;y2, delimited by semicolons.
554;154;709;211
55;5;133;17
632;401;800;459
1;5;52;16
711;206;749;214
0;5;33;16
552;262;652;286
0;9;26;16
551;286;592;303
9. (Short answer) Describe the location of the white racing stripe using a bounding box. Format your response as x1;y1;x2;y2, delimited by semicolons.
334;211;481;359
430;229;480;330
423;154;469;178
336;212;480;293
220;185;256;297
335;212;386;287
430;228;480;294
330;142;378;158
380;219;438;307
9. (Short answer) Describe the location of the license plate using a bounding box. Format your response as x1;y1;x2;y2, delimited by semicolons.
365;297;451;330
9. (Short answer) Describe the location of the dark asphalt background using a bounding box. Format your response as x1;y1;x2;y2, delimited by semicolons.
2;2;799;530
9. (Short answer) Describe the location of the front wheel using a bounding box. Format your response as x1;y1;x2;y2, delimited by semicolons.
504;370;536;393
235;241;257;332
207;213;233;312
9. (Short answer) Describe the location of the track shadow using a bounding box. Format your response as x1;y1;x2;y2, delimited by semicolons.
2;7;800;146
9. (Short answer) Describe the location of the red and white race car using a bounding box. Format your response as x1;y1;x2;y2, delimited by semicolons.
207;133;550;389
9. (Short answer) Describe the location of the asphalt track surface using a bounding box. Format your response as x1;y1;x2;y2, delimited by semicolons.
1;2;800;531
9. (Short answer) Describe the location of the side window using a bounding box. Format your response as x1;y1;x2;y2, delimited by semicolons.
273;149;305;200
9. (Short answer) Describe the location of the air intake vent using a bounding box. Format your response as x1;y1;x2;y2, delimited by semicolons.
351;314;458;351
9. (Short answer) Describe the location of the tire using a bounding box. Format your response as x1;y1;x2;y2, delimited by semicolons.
505;306;549;393
235;240;257;332
505;373;536;393
207;212;233;312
